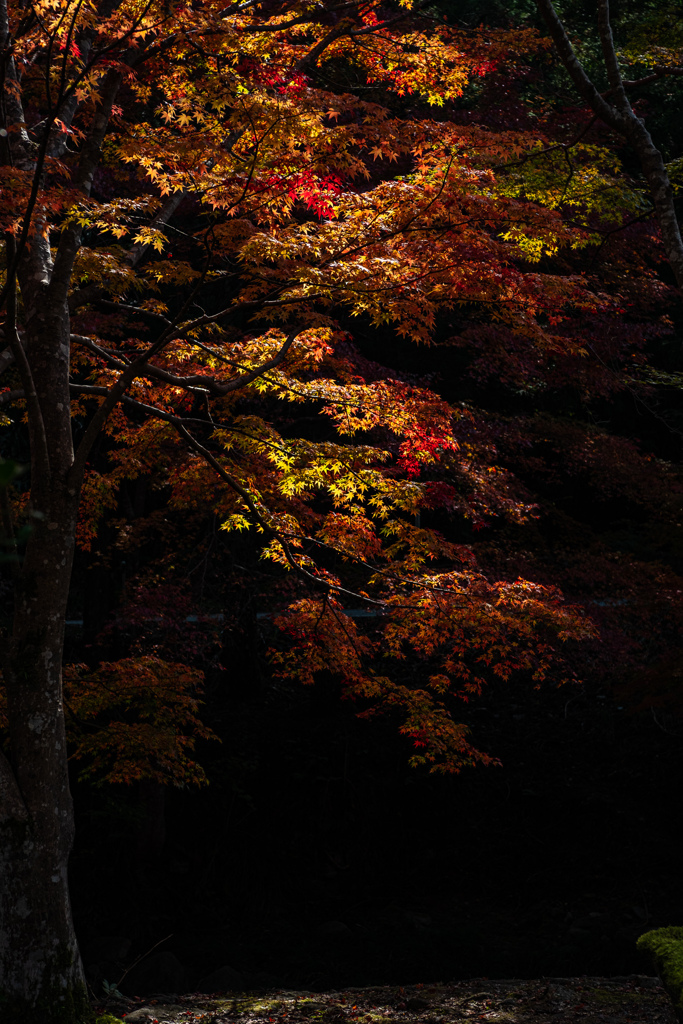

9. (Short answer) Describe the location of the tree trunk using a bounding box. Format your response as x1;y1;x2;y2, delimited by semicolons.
622;118;683;292
1;0;125;1006
0;500;91;1023
0;254;91;1019
535;0;683;296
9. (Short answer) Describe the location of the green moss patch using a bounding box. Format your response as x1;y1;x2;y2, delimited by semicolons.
637;926;683;1020
588;987;650;1005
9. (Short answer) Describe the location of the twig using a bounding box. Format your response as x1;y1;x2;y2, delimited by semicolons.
115;933;174;990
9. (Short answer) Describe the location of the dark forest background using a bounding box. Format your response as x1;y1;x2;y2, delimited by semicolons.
6;0;683;997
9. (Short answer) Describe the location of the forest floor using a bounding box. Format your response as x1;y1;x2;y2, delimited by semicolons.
100;977;678;1024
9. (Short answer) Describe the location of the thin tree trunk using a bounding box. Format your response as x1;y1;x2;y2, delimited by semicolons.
620;114;683;292
535;0;683;294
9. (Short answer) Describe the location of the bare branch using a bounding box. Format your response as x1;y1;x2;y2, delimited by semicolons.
0;389;24;405
597;0;631;115
534;0;624;132
622;67;683;89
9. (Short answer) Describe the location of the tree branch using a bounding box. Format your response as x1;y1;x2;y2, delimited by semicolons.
347;1;431;38
534;0;624;132
50;67;124;299
296;20;351;71
622;67;683;90
68;361;141;491
124;191;188;269
0;389;25;405
597;0;631;115
491;115;598;171
172;419;381;603
68;324;300;486
72;328;300;395
4;236;51;507
535;0;683;297
70;380;386;606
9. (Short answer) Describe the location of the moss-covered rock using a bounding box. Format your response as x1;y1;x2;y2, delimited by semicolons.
637;926;683;1021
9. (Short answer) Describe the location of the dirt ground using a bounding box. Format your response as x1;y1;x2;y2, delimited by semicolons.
101;976;678;1024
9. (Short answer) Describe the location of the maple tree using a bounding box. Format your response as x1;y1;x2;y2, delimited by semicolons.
0;0;673;1019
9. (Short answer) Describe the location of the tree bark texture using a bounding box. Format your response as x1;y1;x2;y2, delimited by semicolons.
1;0;125;1010
0;300;90;1021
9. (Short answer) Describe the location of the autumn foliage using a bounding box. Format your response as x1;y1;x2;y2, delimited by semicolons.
5;2;683;1018
1;0;678;785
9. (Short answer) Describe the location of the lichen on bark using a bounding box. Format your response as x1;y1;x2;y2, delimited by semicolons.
0;942;93;1024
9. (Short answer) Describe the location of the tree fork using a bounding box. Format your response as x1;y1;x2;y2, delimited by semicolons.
535;0;683;297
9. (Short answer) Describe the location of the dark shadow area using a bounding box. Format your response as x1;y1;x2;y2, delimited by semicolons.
70;650;682;994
